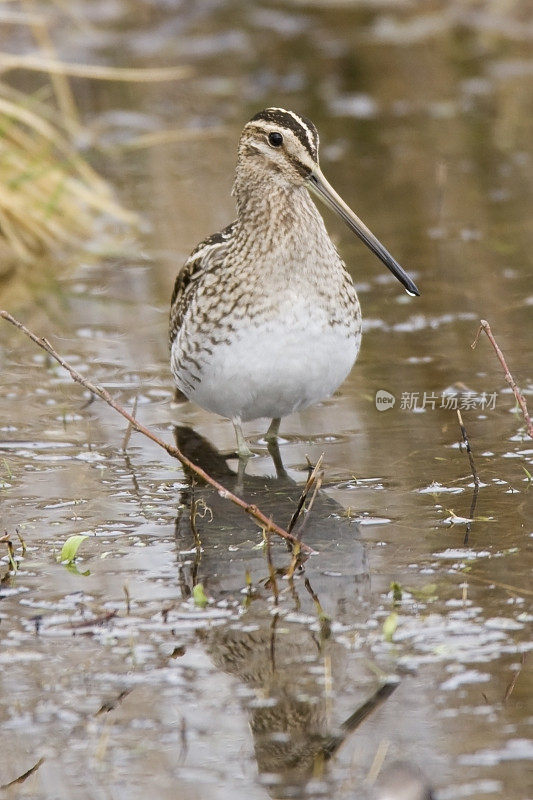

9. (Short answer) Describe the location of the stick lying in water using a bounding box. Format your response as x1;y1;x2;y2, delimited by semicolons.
472;319;533;439
0;757;45;790
0;310;315;555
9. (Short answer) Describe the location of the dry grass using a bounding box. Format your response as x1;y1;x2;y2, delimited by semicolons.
0;2;188;270
0;81;138;265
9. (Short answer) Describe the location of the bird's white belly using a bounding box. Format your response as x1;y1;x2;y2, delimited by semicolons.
172;311;360;422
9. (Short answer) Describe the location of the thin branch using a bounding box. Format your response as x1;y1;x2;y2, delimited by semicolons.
504;653;526;704
264;526;279;606
121;395;138;451
304;576;331;641
69;610;118;630
456;409;480;488
287;453;324;535
1;311;315;555
95;688;133;716
462;571;533;598
320;681;399;760
295;466;323;541
456;409;480;546
0;757;45;789
472;319;533;439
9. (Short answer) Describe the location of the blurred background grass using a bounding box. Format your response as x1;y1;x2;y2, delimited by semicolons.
0;0;191;282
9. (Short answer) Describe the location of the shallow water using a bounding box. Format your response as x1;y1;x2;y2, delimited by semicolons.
0;2;532;799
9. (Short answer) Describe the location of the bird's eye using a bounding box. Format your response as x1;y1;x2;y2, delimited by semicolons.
268;131;283;148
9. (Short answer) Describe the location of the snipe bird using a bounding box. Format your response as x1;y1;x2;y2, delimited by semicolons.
169;108;419;457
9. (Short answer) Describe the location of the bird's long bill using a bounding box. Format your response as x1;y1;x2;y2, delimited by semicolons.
307;169;420;296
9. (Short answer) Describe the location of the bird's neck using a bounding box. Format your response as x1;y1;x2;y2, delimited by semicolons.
232;172;335;262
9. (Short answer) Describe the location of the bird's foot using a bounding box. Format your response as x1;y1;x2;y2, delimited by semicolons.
236;441;254;460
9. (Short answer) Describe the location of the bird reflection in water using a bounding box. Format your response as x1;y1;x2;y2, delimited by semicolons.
172;426;404;798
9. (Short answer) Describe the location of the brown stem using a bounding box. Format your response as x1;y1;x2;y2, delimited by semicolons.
1;757;45;789
0;310;315;554
456;409;480;489
264;526;279;605
287;453;324;535
472;319;533;439
456;409;480;545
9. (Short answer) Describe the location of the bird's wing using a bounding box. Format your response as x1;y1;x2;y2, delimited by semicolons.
169;221;235;346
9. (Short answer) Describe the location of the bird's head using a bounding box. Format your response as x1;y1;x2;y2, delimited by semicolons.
237;107;320;187
235;107;420;296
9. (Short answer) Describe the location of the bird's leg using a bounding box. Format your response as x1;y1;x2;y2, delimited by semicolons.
265;417;281;441
267;437;287;479
265;418;286;477
232;417;253;460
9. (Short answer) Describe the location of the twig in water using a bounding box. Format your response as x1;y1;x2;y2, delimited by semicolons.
504;653;526;703
305;577;331;642
287;453;324;537
269;610;279;675
456;409;480;545
121;395;138;451
462;572;533;598
456;409;480;488
264;525;279;606
0;757;45;789
296;469;323;541
320;681;398;761
285;541;303;580
365;739;390;786
15;527;26;554
123;582;131;615
287;573;301;612
1;531;17;571
244;569;253;607
472;319;533;439
189;484;211;587
189;488;202;555
95;688;132;716
69;610;118;630
0;311;315;555
179;717;188;764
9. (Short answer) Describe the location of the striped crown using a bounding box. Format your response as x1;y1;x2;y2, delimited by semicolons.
249;107;319;161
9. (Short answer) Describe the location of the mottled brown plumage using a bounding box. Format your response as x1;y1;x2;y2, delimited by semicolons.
169;108;418;456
